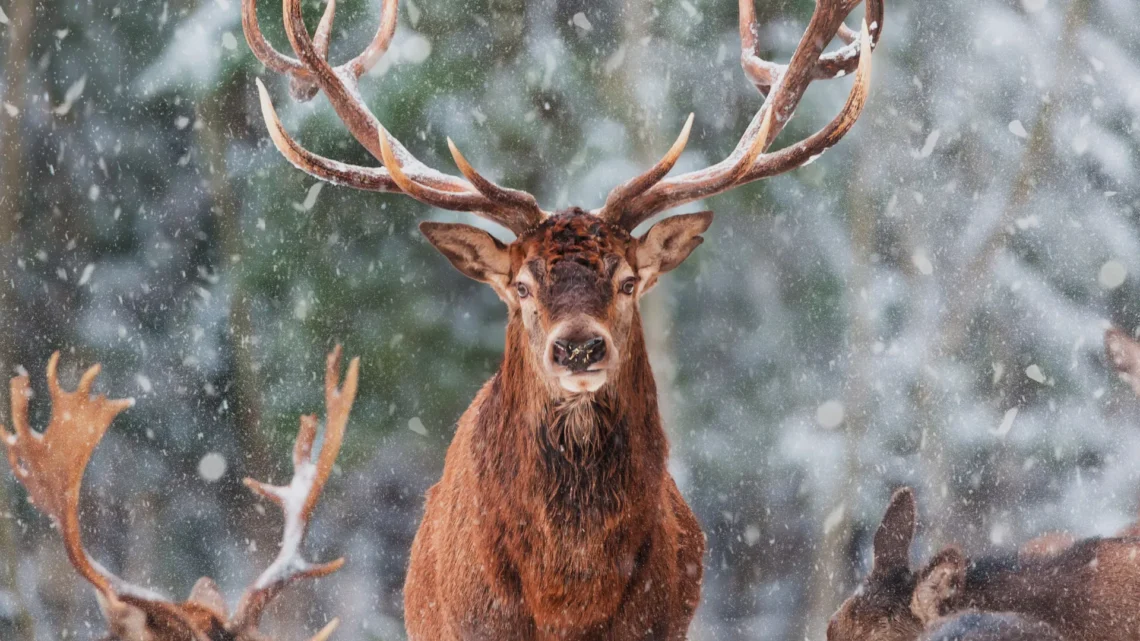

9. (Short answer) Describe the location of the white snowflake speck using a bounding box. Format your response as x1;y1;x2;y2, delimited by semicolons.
572;12;592;32
993;407;1018;438
815;400;845;429
1100;260;1127;289
198;453;227;482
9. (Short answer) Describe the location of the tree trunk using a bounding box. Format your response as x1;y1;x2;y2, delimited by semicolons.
916;0;1088;544
196;79;278;571
801;144;877;641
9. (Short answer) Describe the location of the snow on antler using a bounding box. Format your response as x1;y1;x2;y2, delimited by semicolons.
1;348;359;641
230;345;359;634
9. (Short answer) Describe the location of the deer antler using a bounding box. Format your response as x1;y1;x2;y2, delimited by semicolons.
248;0;879;236
245;0;546;235
0;353;215;641
229;345;359;635
599;0;883;230
2;349;359;641
2;353;133;596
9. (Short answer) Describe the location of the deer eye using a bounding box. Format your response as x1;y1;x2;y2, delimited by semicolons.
620;278;637;295
516;282;530;298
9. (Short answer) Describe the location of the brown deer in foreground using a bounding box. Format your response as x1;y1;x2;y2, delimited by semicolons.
2;348;359;641
828;488;1140;641
243;0;882;637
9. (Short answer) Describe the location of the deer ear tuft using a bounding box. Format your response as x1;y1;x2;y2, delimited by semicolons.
911;547;967;625
872;487;916;574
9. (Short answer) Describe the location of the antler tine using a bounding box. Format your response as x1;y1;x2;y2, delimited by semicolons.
343;0;400;79
448;138;546;225
311;0;337;62
256;78;401;192
612;0;880;229
741;0;883;93
377;128;543;233
230;346;359;635
2;352;134;597
243;0;310;77
596;114;694;225
246;0;547;235
738;0;781;92
308;618;340;641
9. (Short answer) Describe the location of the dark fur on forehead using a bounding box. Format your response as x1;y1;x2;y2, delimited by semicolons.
525;207;632;271
846;565;919;623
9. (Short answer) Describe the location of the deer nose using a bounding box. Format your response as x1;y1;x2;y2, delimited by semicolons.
552;337;607;372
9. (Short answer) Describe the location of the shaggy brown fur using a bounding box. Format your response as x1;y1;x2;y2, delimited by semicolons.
829;488;1140;641
405;209;709;641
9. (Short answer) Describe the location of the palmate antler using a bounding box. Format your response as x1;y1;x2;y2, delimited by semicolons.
2;347;359;641
248;0;881;233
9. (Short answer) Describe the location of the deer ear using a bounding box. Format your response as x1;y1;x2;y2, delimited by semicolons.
911;547;966;625
635;211;713;295
421;222;512;301
872;487;917;574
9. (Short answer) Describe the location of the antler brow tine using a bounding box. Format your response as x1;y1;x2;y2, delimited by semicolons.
229;346;359;637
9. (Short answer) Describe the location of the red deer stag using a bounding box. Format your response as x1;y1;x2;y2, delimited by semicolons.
828;488;1140;641
2;347;359;641
243;0;882;637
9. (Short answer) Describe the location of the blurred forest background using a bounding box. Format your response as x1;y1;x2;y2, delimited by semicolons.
4;0;1140;639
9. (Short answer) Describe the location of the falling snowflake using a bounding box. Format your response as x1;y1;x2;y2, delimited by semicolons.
198;453;227;482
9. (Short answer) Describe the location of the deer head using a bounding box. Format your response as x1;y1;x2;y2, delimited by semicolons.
2;348;359;641
828;487;938;641
420;209;712;394
828;489;1038;641
244;0;881;396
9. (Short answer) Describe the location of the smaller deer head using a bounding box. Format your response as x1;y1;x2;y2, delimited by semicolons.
421;209;711;395
828;488;971;641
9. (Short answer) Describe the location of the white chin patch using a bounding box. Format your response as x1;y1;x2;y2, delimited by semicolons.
558;371;607;394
